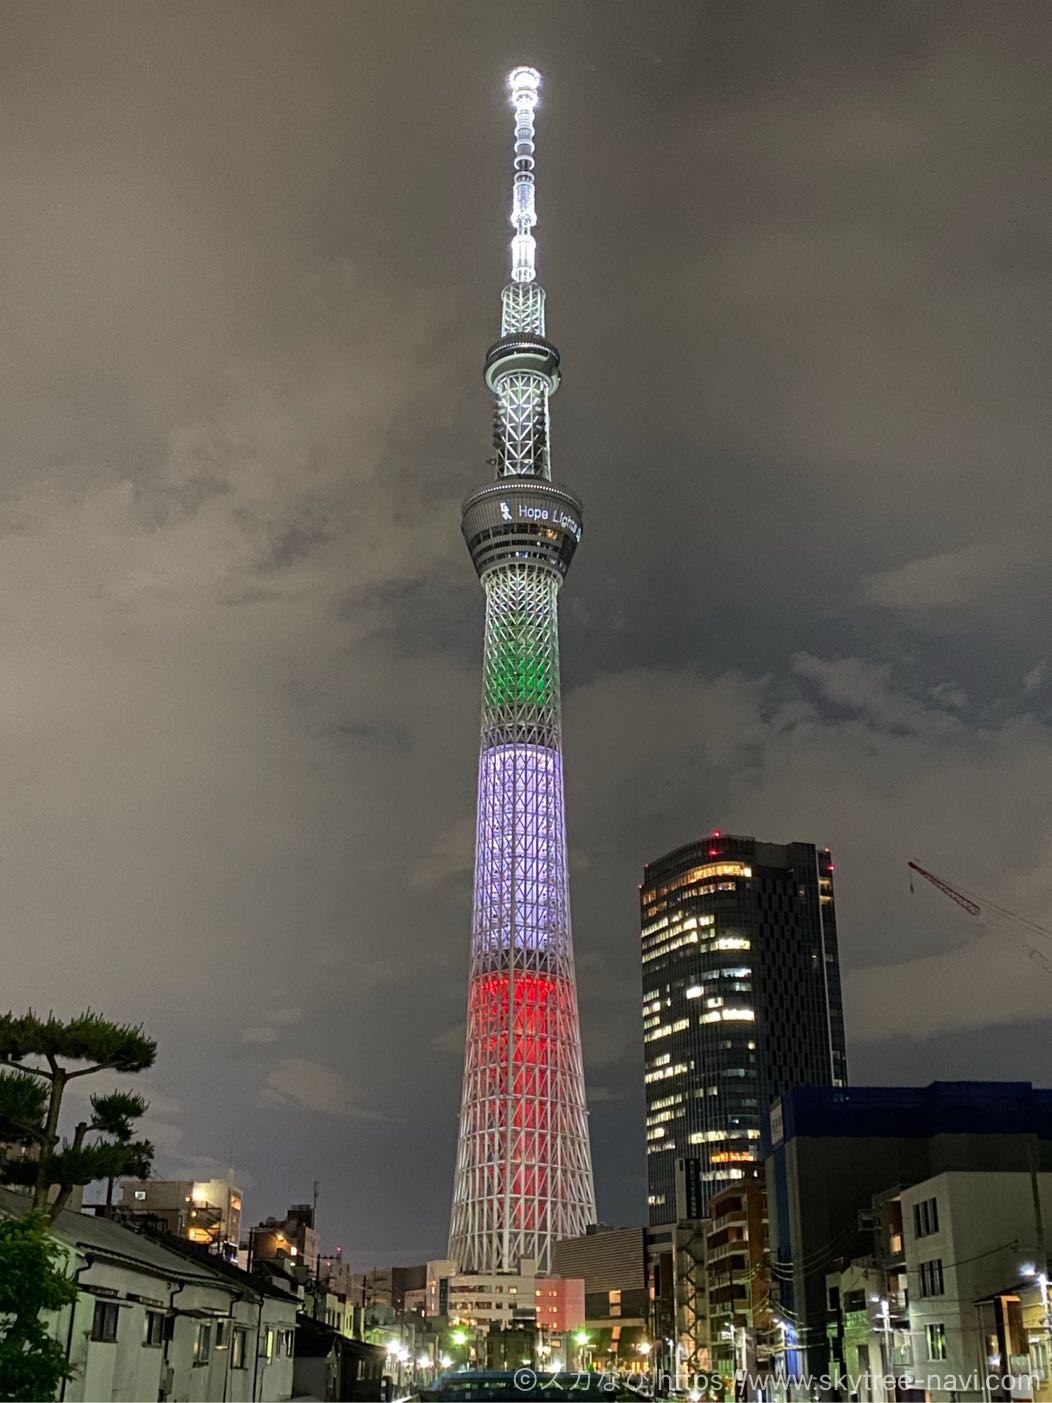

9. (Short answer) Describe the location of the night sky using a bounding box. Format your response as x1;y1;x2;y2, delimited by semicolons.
5;2;1052;1265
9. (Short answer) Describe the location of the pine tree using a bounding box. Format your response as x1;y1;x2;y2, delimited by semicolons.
0;1010;156;1218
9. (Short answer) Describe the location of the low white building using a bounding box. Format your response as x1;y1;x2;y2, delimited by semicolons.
426;1257;538;1329
900;1170;1052;1403
0;1186;298;1403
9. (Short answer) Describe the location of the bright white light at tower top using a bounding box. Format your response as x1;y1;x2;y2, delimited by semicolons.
508;66;541;102
506;67;541;284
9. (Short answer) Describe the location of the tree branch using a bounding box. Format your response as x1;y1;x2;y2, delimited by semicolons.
0;1056;52;1082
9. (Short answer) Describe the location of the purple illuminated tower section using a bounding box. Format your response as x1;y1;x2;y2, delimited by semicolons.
449;67;596;1275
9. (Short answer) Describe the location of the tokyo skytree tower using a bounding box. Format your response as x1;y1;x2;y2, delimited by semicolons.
449;67;596;1276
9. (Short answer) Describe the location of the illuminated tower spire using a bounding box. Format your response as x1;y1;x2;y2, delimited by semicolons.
449;67;596;1276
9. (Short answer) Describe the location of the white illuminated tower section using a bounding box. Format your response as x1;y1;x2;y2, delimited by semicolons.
450;67;596;1275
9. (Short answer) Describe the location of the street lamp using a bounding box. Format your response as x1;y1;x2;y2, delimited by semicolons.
636;1340;652;1381
574;1331;591;1374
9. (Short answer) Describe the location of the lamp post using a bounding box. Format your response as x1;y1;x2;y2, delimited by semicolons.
1021;1265;1052;1385
574;1330;591;1374
637;1339;652;1386
723;1323;746;1399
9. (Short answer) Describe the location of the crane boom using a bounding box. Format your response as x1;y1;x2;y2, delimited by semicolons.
908;861;981;917
908;859;1052;980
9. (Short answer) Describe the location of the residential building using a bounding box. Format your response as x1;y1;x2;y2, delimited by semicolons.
767;1080;1052;1393
0;1185;296;1403
117;1175;242;1261
976;1272;1052;1403
250;1202;320;1274
292;1317;386;1403
900;1171;1052;1402
641;834;845;1222
706;1167;772;1387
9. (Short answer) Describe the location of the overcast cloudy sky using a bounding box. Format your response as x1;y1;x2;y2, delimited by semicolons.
4;1;1052;1264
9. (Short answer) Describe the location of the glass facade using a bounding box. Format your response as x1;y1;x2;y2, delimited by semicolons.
641;835;847;1223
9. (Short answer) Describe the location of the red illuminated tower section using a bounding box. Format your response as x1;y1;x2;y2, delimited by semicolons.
448;68;596;1275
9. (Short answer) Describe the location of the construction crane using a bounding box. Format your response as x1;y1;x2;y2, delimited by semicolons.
908;860;1052;979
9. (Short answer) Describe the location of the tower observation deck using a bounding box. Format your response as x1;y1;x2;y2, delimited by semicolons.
448;67;597;1276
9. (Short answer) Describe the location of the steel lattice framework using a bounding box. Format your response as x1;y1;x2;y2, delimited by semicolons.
449;67;596;1275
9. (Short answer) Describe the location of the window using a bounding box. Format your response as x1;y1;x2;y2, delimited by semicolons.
913;1197;939;1238
91;1300;120;1342
1029;1335;1048;1382
215;1320;230;1349
134;1189;147;1201
231;1328;248;1370
282;1328;295;1358
264;1327;275;1361
927;1323;947;1361
144;1310;165;1347
193;1321;212;1365
919;1259;945;1298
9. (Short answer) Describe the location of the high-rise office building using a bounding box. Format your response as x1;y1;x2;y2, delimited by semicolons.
641;834;846;1222
448;68;596;1276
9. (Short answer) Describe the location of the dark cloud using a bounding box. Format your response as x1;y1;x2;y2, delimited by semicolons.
3;2;1051;1264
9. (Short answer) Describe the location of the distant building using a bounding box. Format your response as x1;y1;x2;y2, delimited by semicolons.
641;834;846;1222
250;1202;320;1274
445;1260;540;1331
481;1325;538;1373
404;1286;427;1316
0;1184;296;1403
425;1258;458;1319
352;1264;427;1312
117;1175;242;1260
534;1276;586;1334
552;1226;650;1366
423;1256;583;1335
768;1080;1052;1393
318;1249;354;1297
